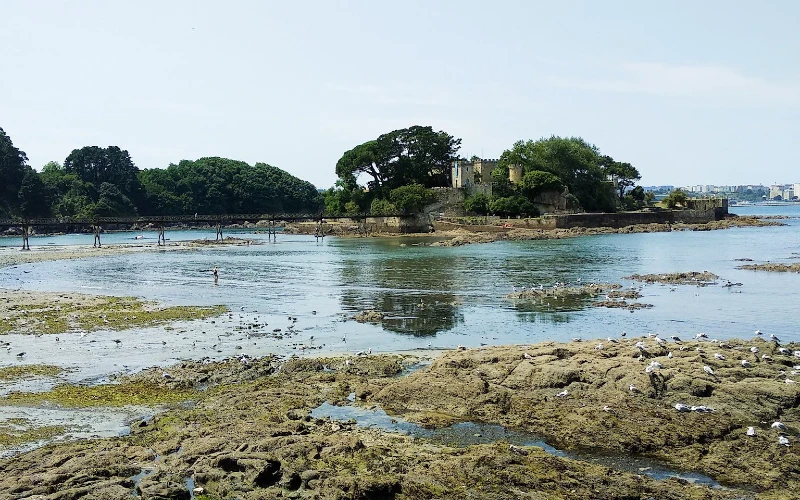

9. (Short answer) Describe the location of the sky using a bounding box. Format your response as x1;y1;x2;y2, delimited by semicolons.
2;0;799;189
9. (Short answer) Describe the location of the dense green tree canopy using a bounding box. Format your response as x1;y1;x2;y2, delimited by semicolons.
499;136;618;212
389;184;436;214
664;189;688;209
464;194;490;215
0;127;29;217
138;157;321;215
602;157;641;201
520;170;563;201
335;126;461;195
64;146;142;202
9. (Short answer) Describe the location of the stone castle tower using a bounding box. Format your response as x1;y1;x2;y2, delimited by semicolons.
452;159;522;189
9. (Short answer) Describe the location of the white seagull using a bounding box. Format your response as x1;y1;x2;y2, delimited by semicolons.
714;353;726;361
771;422;787;431
703;366;715;376
746;426;756;436
674;403;691;412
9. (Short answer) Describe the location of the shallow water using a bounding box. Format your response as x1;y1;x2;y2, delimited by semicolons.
1;206;799;375
1;206;799;459
0;405;153;458
310;400;722;487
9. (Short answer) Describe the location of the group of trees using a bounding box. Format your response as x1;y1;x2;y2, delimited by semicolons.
2;123;654;222
465;136;644;216
326;128;646;218
325;126;458;216
0;127;321;220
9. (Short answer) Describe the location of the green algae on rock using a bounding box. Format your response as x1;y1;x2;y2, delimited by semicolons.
0;289;227;335
1;381;197;408
0;364;64;381
0;421;67;447
371;340;800;492
0;352;749;500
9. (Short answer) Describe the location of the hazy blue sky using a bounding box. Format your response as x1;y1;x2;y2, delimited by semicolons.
2;1;798;188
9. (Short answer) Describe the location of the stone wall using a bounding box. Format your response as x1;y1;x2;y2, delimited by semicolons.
430;187;467;217
287;215;431;235
550;209;720;229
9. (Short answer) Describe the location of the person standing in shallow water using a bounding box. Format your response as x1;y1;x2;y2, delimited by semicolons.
212;266;218;285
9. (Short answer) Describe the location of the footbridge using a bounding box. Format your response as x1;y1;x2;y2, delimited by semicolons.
0;213;402;250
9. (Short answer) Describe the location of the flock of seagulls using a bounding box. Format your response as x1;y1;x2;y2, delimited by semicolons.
543;327;799;448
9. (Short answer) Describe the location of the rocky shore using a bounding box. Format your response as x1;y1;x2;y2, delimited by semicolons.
4;337;796;499
624;271;720;286
737;262;800;273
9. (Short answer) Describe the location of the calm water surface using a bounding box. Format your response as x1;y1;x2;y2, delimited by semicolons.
0;205;798;380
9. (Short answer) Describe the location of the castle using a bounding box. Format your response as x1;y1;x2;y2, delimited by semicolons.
451;159;522;189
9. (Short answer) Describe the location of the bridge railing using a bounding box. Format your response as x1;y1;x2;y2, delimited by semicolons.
0;212;414;226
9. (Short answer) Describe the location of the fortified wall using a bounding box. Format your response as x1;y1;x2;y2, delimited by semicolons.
434;202;728;232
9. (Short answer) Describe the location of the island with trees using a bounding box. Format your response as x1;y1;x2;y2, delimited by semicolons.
1;124;738;239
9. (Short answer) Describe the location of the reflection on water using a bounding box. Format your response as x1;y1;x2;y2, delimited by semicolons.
0;208;799;367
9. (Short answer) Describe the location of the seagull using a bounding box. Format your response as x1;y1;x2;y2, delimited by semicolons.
634;341;646;351
16;352;25;357
770;333;780;341
703;366;715;376
629;384;639;393
667;352;673;359
771;422;787;431
750;346;759;353
571;337;582;342
670;335;682;342
746;426;756;436
620;331;627;337
714;353;726;360
654;336;665;345
741;360;753;368
675;403;691;412
762;355;773;362
696;333;708;339
779;436;790;446
602;405;612;412
595;343;604;350
509;444;529;455
778;347;790;355
607;337;618;344
556;390;568;397
523;352;533;359
755;329;763;335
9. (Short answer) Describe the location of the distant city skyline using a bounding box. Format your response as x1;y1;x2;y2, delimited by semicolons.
2;1;799;189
